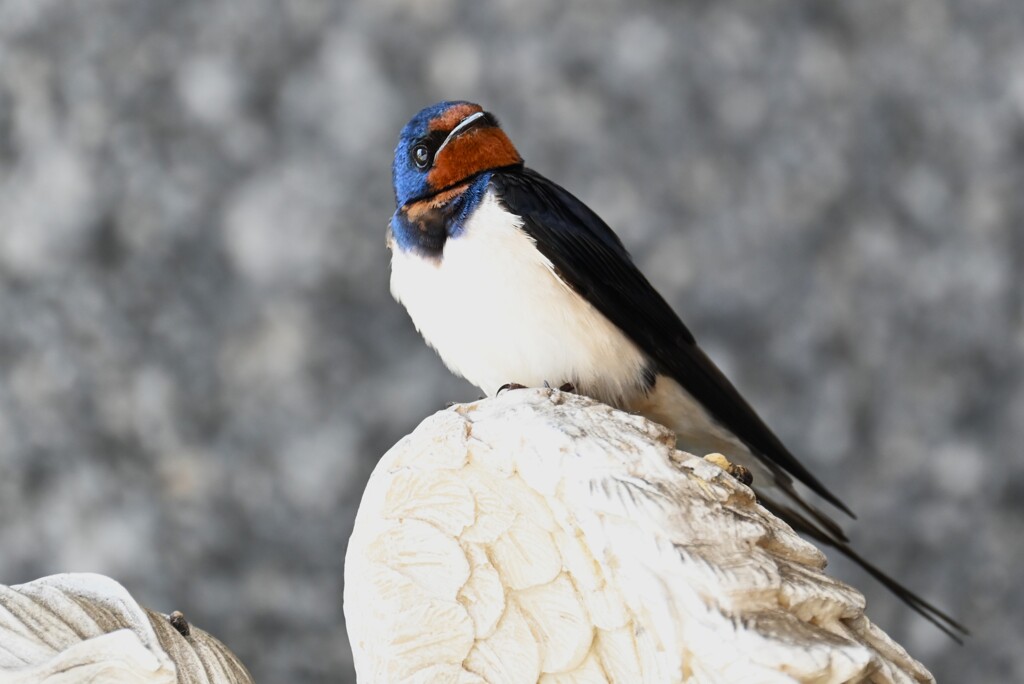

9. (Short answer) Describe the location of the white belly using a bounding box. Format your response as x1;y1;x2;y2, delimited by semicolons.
390;191;649;404
389;192;777;488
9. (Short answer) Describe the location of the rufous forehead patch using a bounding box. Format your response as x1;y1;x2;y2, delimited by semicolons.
428;103;484;133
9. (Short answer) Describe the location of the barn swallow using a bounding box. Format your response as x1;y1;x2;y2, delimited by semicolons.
387;101;965;639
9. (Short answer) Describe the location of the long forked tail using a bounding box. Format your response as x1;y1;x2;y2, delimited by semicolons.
760;493;969;643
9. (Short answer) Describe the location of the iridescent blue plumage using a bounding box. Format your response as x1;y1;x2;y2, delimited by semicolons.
389;173;492;255
392;100;477;206
389;101;522;257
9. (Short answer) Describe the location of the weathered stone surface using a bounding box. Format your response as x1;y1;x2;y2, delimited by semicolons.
0;573;252;684
345;389;933;684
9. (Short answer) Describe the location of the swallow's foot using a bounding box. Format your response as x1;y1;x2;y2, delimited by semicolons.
704;453;754;487
541;380;577;393
497;381;575;395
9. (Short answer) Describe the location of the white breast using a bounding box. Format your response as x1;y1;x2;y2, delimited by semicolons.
390;191;649;404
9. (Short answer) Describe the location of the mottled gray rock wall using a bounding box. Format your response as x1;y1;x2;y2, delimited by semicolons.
0;0;1020;681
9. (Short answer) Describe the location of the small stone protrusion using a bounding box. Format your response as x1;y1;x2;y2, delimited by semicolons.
169;610;191;638
703;453;754;487
728;464;753;487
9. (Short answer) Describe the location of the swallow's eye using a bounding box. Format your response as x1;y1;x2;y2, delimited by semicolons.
412;144;430;169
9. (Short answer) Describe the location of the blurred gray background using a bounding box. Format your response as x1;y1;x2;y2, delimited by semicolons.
1;0;1021;681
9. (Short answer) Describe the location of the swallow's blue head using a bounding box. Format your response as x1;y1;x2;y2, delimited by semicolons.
392;101;522;207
